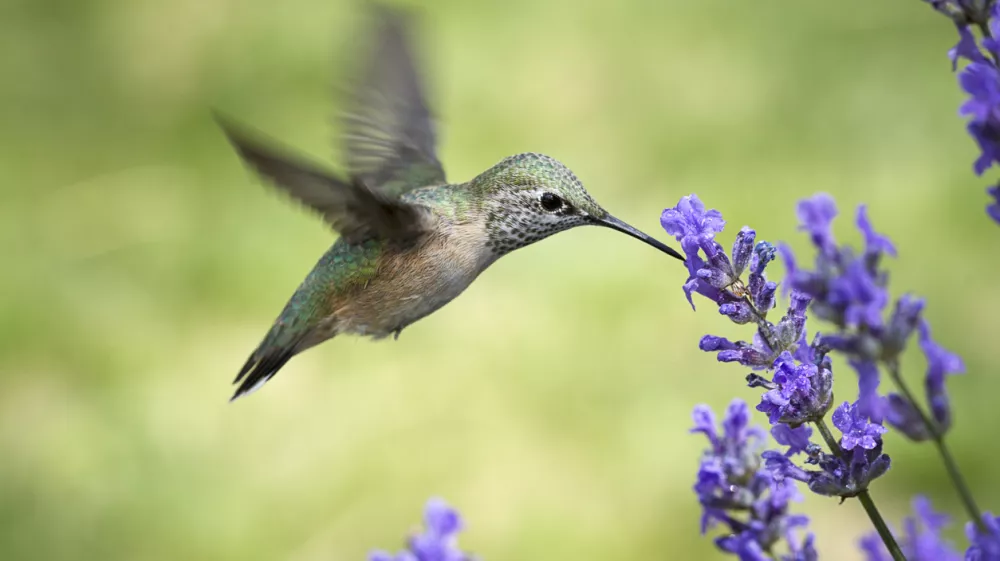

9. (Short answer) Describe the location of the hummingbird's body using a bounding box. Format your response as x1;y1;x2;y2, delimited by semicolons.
218;8;683;400
273;183;487;346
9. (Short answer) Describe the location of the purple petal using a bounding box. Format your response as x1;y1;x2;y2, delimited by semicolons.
987;184;1000;225
796;194;838;251
850;359;883;422
856;205;897;257
771;424;814;456
731;227;756;276
699;335;739;352
950;24;986;70
423;498;462;536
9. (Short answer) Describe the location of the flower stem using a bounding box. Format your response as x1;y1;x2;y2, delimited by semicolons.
741;294;780;353
885;361;986;532
814;418;906;561
857;491;905;561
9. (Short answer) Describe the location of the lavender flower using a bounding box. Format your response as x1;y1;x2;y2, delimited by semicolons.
691;400;817;559
833;401;887;452
752;351;833;426
661;194;732;307
780;195;914;422
763;402;890;499
882;318;966;440
859;496;961;561
924;0;1000;222
663;196;807;375
369;499;474;561
919;319;966;431
771;424;815;457
784;198;894;336
966;512;1000;560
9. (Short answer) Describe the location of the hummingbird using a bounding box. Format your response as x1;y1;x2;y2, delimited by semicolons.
217;6;684;401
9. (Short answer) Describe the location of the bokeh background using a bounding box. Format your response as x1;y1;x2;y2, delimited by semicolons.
4;0;999;559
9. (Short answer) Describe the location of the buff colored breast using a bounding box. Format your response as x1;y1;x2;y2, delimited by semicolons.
325;217;494;339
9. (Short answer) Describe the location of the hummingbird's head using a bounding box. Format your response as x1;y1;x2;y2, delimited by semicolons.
474;152;684;261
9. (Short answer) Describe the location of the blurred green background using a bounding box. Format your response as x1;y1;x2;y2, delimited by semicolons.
3;0;999;559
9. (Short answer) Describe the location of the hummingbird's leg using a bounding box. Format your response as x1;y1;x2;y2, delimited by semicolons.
393;327;403;340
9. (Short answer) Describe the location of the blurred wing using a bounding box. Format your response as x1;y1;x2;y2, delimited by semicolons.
216;113;430;244
340;7;446;196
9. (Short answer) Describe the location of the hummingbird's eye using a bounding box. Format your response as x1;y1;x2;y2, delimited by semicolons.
539;192;564;212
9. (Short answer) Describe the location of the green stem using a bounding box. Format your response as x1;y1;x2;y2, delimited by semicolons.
885;361;986;532
814;418;907;561
858;491;905;561
814;416;843;456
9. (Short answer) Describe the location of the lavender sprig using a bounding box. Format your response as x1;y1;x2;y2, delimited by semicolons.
781;193;985;534
664;195;903;560
922;0;1000;223
691;399;817;560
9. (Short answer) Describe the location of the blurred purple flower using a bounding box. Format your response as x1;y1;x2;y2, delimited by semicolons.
966;512;1000;560
369;499;474;561
989;184;1000;223
796;194;838;254
919;319;965;434
860;496;961;561
929;1;1000;222
771;424;814;457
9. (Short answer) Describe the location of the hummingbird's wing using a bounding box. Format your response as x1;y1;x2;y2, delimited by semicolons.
338;7;446;197
216;114;431;245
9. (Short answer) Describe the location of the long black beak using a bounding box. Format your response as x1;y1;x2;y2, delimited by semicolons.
597;215;685;262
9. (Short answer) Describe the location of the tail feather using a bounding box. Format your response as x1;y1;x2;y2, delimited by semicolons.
230;338;303;402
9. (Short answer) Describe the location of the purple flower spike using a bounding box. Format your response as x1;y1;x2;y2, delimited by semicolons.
691;400;814;558
928;5;1000;220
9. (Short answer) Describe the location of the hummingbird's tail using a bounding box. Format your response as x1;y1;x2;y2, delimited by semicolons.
230;341;302;402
